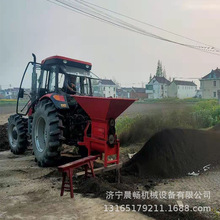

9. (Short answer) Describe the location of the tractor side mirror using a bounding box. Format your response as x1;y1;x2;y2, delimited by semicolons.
18;88;24;98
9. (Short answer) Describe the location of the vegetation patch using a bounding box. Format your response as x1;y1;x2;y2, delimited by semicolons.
0;99;17;106
136;98;214;104
117;100;220;146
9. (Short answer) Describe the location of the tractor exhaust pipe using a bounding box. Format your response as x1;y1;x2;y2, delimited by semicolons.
32;53;36;63
31;53;37;103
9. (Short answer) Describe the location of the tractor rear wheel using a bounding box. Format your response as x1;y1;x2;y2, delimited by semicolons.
32;99;64;167
8;114;28;154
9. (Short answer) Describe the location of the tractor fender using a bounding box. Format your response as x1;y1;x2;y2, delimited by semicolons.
39;94;69;109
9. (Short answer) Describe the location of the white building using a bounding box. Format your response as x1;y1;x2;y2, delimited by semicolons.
99;79;116;98
200;68;220;99
168;80;197;99
116;87;132;98
146;76;170;99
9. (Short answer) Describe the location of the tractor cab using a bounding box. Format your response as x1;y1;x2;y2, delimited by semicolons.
17;55;99;115
39;56;96;97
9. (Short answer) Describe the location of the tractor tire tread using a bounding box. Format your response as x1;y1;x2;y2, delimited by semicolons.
32;100;64;167
8;114;28;154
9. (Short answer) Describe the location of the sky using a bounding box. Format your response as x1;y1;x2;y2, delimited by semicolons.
1;0;220;89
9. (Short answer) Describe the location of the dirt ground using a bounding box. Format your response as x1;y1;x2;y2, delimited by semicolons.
0;114;154;220
0;150;154;220
0;114;11;124
154;166;220;212
0;106;16;115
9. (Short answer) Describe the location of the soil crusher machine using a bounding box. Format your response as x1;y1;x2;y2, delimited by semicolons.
8;54;135;168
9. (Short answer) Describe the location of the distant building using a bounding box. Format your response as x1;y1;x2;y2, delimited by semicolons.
0;88;19;99
200;68;220;99
146;76;170;99
0;89;5;99
116;87;132;98
168;80;197;99
195;89;202;98
98;79;116;98
130;87;148;99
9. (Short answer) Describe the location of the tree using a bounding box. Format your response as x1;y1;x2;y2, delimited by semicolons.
112;77;120;88
156;60;167;78
149;74;152;82
156;60;163;77
162;66;166;78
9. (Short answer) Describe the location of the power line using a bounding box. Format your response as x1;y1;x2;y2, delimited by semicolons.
69;0;219;53
48;0;220;56
50;0;173;41
76;0;220;50
72;0;220;54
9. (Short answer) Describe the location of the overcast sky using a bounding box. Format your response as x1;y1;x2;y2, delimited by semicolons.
1;0;220;88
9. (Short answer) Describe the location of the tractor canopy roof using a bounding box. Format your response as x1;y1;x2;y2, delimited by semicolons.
41;55;92;71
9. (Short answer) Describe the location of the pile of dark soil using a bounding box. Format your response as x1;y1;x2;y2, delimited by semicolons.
211;123;220;131
0;123;9;151
123;128;220;178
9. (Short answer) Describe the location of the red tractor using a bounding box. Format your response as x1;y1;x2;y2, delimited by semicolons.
8;54;135;167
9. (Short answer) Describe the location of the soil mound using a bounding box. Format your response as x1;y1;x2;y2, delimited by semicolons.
123;128;220;178
211;123;220;131
0;123;9;151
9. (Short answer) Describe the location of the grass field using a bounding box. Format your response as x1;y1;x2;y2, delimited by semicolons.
136;97;215;104
0;99;16;106
117;99;220;146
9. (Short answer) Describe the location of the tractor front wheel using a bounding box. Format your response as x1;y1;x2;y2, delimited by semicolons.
8;114;28;154
32;99;64;167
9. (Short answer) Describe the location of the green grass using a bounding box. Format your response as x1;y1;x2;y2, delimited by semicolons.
117;109;197;146
0;99;17;106
192;99;220;127
116;116;138;135
136;97;215;104
116;99;220;146
0;99;30;107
